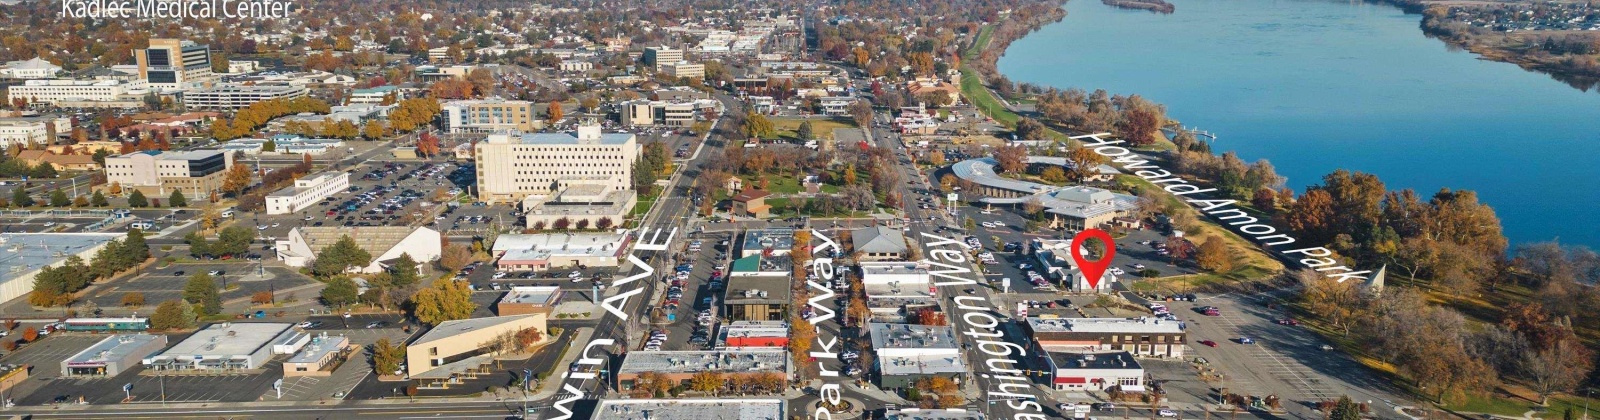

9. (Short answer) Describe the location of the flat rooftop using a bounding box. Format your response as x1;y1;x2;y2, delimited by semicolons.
591;399;785;420
741;228;795;254
1048;350;1142;371
507;131;634;145
860;262;930;278
617;349;789;375
0;233;122;282
287;335;348;364
268;171;346;198
65;334;165;365
499;286;560;305
491;231;630;258
1027;317;1185;334
723;275;791;305
880;353;966;376
157;323;293;358
886;409;986;420
869;323;958;350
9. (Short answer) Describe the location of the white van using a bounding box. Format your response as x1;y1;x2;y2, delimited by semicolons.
129;221;154;230
220;210;235;218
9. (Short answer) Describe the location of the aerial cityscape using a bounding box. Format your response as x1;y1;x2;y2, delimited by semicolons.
0;0;1596;419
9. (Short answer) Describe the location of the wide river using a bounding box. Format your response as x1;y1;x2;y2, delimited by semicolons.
999;0;1600;248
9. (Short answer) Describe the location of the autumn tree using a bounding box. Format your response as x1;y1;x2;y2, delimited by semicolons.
546;101;564;124
1115;95;1165;146
439;243;472;272
372;338;406;375
993;145;1028;174
121;292;145;307
689;371;724;395
743;111;775;139
411;280;476;326
1195;237;1232;272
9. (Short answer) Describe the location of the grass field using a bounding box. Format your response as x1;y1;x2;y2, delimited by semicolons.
1118;175;1285;290
771;117;856;141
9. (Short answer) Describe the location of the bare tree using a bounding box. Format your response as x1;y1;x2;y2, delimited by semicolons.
1522;339;1595;405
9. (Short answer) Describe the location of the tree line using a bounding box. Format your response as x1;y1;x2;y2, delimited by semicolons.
30;230;150;307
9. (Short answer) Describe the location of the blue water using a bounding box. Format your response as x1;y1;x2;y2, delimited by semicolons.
998;0;1600;248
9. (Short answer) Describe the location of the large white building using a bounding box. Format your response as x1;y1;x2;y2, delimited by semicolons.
5;79;148;105
183;84;308;110
103;149;233;198
491;231;631;271
276;226;441;273
144;323;306;372
0;233;123;304
0;119;59;150
265;171;350;215
0;57;63;79
474;123;637;204
867;323;966;388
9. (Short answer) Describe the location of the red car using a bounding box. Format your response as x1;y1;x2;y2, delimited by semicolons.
1278;318;1300;326
1199;340;1219;347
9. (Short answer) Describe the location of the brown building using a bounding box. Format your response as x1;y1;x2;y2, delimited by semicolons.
723;273;790;321
616;349;790;392
16;150;100;171
1023;317;1187;359
731;189;771;219
494;286;562;316
407;314;549;388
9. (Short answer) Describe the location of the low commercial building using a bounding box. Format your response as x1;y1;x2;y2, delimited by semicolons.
851;226;910;261
590;399;786;420
1023;317;1186;359
62;334;168;377
718;321;789;349
948;157;1137;231
440;98;540;133
144;323;305;372
348;85;401;105
220;135;346;156
617;100;699;127
0;57;64;79
182;84;309;110
738;227;793;258
818;96;857;116
276;226;441;273
868;322;965;389
103;149;233;199
407;314;548;387
616;349;790;390
723;274;791;321
494;286;562;316
520;185;637;232
558;60;593;72
15;150;99;171
731;189;772;219
885;409;986;420
283;334;352;377
0;233;123;304
491;232;631;271
1031;239;1117;292
265;171;349;215
1042;351;1145;392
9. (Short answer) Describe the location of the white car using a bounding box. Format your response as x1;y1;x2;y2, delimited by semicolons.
1159;410;1178;417
271;223;280;227
991;221;1006;227
1110;267;1125;275
208;270;221;275
257;225;268;230
492;271;508;279
569;271;582;278
43;222;55;227
980;222;997;229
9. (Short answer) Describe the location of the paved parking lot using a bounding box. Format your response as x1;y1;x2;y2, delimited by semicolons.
960;204;1197;293
651;231;731;351
83;264;313;312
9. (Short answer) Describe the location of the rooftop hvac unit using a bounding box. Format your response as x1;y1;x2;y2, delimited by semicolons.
758;291;767;298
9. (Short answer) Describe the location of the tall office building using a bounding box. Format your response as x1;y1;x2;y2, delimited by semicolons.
474;123;637;204
136;39;215;90
644;46;683;67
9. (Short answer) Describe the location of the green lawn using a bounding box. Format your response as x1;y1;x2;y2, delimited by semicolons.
959;66;1020;128
770;117;857;141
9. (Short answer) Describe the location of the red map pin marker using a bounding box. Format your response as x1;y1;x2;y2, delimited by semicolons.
1070;228;1116;289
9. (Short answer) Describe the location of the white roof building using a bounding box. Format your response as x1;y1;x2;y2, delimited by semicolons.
590;399;786;420
144;323;305;371
276;226;441;273
0;57;63;79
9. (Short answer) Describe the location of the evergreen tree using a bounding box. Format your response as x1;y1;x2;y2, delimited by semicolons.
320;277;360;307
127;190;147;207
48;189;69;207
183;273;221;315
168;190;188;207
123;228;150;262
90;190;107;207
312;235;372;277
797;120;814;140
388;253;420;288
11;187;31;207
1329;396;1361;420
